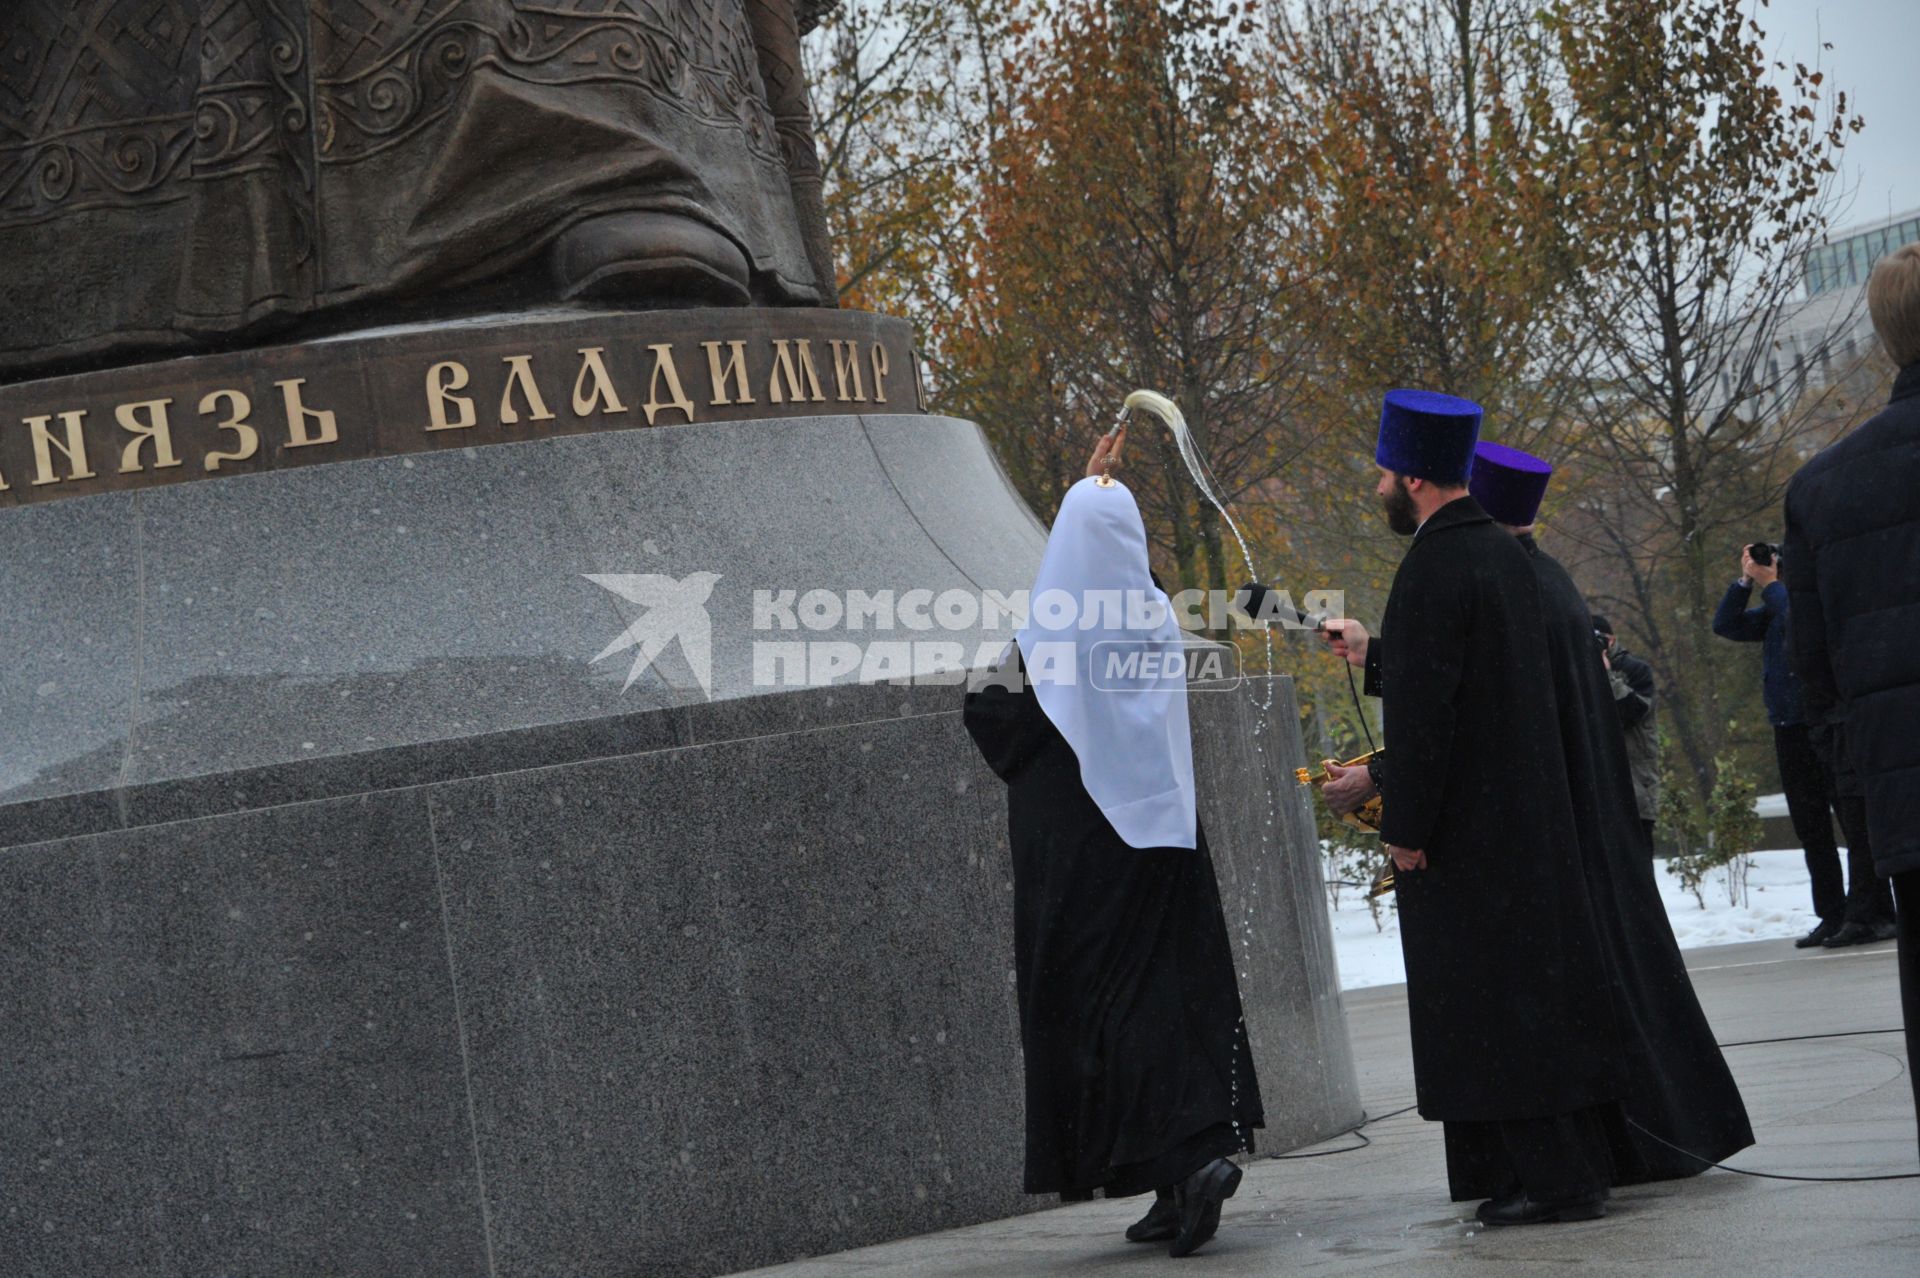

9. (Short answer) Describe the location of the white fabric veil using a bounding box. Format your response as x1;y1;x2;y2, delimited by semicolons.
1014;476;1198;850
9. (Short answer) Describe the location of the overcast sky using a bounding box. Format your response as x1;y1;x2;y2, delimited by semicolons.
1762;0;1920;228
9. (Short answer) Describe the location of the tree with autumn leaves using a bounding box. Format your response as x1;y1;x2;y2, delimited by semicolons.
937;0;1318;609
1257;0;1592;743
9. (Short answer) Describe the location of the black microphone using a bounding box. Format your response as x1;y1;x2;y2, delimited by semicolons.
1236;581;1328;631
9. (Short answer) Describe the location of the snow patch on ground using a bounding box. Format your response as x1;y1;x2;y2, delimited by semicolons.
1328;847;1821;991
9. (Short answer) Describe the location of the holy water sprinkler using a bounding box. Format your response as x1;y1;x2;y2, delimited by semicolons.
1102;387;1285;721
1102;389;1232;510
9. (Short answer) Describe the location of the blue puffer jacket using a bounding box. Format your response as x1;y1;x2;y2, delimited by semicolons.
1710;579;1803;727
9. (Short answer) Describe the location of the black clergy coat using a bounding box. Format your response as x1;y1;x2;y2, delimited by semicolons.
1375;497;1625;1122
962;651;1264;1198
1518;534;1754;1176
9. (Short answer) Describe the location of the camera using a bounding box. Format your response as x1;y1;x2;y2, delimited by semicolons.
1748;542;1778;567
1593;630;1610;652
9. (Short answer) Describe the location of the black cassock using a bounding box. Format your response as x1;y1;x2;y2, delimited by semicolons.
963;651;1264;1199
1515;534;1754;1177
1366;534;1757;1184
1373;498;1627;1197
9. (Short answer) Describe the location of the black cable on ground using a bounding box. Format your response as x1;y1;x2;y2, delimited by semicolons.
1623;1119;1920;1183
1262;1031;1918;1181
1716;1026;1904;1049
1268;1103;1417;1160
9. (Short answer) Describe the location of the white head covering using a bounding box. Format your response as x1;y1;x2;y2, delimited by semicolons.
1014;476;1198;850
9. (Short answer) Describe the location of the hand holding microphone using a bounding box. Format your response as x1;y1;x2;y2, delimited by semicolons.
1321;617;1370;669
1236;581;1334;631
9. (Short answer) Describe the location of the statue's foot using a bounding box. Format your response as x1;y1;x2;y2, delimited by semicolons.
552;212;752;306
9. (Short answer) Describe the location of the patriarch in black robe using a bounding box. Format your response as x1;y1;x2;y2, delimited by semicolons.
963;460;1261;1259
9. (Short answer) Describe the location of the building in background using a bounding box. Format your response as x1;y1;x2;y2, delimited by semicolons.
1736;207;1920;406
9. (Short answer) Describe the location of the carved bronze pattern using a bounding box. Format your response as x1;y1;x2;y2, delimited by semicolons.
0;1;840;382
0;1;789;229
744;0;834;299
312;2;782;164
0;2;200;225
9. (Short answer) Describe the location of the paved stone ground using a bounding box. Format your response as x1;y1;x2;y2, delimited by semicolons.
733;937;1919;1277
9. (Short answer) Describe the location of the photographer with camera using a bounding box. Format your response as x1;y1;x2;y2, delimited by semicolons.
1711;544;1894;949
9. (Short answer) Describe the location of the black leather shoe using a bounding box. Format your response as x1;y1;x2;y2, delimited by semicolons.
1125;1188;1178;1243
1871;920;1900;942
1169;1157;1242;1258
1795;921;1838;948
1822;921;1879;948
1476;1193;1607;1227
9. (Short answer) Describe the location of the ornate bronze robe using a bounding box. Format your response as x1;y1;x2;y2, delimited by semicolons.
0;1;833;381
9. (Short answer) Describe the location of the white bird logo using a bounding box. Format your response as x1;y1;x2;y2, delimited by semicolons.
585;571;723;697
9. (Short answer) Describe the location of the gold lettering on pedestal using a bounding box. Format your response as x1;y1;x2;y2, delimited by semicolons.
768;339;826;404
642;344;696;425
499;355;555;425
425;361;477;431
828;340;867;402
0;320;927;505
26;411;96;485
201;390;259;471
703;340;755;406
115;398;184;473
572;347;629;416
277;378;339;448
870;343;891;404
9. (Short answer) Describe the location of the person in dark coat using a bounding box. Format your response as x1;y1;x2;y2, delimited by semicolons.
1328;391;1628;1225
1589;616;1659;843
1711;547;1895;946
1783;241;1920;1158
1464;443;1754;1180
963;431;1262;1259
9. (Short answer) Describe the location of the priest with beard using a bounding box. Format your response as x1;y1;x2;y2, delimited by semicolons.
1279;391;1629;1223
962;429;1263;1259
1296;441;1755;1187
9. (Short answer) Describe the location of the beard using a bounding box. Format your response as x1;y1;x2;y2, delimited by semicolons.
1382;474;1420;535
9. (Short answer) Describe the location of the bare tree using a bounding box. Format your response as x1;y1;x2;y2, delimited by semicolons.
803;0;1018;318
1540;0;1865;792
1264;0;1601;604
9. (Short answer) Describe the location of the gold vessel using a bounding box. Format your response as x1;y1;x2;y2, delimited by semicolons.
1296;750;1396;898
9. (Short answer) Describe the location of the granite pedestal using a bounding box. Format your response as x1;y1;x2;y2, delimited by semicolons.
0;377;1358;1274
